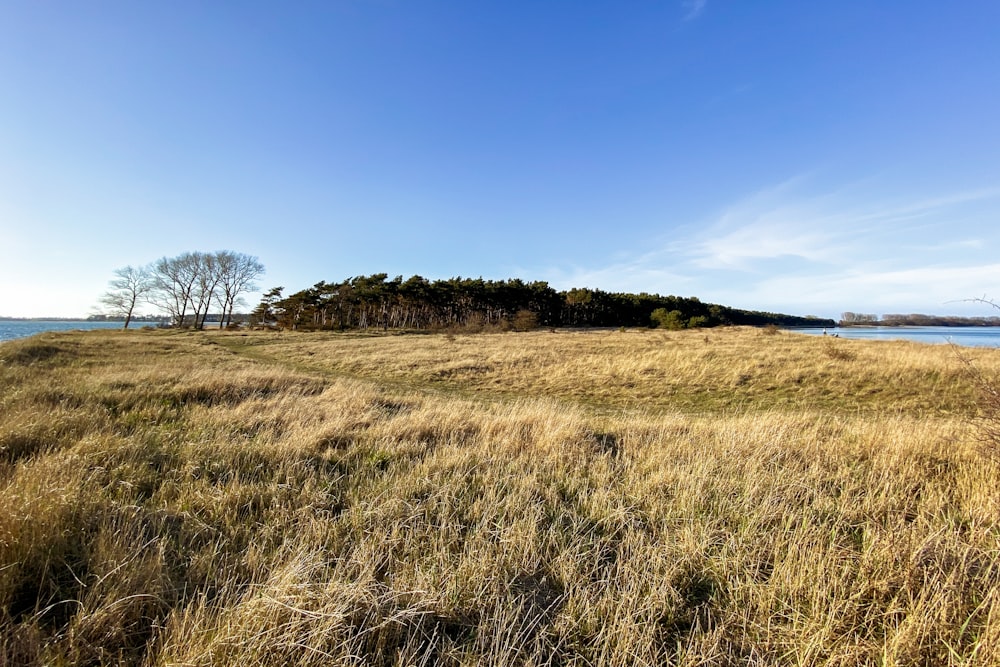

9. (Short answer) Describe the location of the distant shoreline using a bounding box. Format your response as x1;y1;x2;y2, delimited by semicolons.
837;323;1000;328
0;317;165;322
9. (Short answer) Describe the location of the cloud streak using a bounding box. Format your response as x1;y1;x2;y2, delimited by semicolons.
687;182;1000;270
541;178;1000;317
683;0;707;21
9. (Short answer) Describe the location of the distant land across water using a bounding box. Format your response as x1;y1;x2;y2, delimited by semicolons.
794;326;1000;348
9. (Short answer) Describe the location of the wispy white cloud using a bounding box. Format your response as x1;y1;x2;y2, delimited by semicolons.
542;257;693;295
539;177;1000;317
686;180;1000;270
717;263;1000;317
683;0;707;21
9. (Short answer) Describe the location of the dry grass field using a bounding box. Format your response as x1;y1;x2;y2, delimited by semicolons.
1;326;999;665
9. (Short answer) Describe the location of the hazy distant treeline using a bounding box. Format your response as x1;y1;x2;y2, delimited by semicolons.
252;274;834;331
841;312;1000;327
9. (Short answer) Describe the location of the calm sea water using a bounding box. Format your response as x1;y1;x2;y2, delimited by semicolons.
4;321;999;348
0;320;126;342
793;326;1000;348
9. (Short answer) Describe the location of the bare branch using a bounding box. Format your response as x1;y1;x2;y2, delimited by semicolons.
97;265;152;329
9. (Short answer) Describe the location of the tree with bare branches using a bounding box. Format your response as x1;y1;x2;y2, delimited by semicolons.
98;265;153;329
214;251;265;328
101;251;264;328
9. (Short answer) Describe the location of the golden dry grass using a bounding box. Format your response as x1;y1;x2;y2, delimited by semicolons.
222;327;988;415
1;327;999;665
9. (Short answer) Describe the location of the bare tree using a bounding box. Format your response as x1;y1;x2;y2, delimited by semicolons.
148;253;202;327
214;251;265;328
191;252;222;329
98;265;152;329
102;251;263;329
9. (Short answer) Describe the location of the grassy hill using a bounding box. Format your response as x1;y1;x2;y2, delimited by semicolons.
1;327;999;665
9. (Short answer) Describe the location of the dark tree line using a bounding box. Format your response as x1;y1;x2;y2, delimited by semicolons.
251;274;834;331
98;251;264;329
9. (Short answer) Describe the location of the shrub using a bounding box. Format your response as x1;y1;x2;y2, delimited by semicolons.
975;372;1000;461
651;308;686;330
962;297;1000;460
822;338;855;361
512;309;539;332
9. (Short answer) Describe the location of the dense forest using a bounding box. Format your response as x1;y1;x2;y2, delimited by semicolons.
251;274;835;331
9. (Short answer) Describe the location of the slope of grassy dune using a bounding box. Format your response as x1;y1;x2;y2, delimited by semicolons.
223;328;984;415
1;327;999;665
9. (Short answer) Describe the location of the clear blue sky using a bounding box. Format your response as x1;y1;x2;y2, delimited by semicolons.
3;1;999;319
